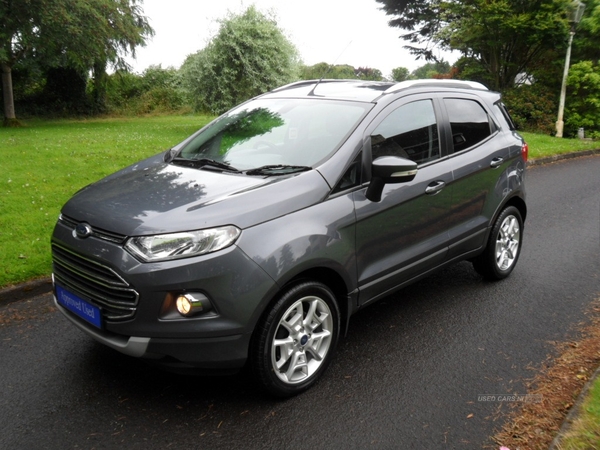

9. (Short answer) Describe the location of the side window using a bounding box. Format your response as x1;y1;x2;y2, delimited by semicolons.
332;153;362;193
494;101;517;131
371;99;440;165
444;98;493;152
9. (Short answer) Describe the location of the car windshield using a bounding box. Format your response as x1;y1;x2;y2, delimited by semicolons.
177;98;370;171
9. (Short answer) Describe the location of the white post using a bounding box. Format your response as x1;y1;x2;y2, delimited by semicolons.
556;1;586;138
556;31;575;138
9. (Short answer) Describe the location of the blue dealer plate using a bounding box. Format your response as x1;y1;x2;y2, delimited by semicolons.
56;285;102;329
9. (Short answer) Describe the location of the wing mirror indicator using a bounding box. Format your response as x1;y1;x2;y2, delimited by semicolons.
366;156;418;202
390;169;418;179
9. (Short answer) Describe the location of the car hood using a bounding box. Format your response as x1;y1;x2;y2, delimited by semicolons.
61;154;331;236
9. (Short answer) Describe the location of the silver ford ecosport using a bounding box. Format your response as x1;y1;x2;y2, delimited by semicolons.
52;79;527;396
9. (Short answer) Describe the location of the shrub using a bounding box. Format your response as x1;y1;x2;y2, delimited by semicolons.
502;84;557;134
105;66;187;115
564;61;600;139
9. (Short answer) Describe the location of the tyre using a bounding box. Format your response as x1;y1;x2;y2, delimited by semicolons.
473;206;523;280
251;281;340;397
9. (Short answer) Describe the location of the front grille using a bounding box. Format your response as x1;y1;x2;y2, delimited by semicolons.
52;244;139;321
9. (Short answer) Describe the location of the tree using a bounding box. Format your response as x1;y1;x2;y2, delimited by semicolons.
355;67;384;81
300;63;387;81
390;67;410;82
573;0;600;64
300;63;356;80
412;61;451;79
181;6;300;115
376;0;572;90
0;0;152;124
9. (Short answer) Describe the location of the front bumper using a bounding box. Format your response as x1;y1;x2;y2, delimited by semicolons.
51;218;277;369
55;296;249;369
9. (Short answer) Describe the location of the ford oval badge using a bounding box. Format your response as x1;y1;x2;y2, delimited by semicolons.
74;223;93;239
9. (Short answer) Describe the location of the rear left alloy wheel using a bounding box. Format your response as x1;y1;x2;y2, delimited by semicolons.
251;281;340;397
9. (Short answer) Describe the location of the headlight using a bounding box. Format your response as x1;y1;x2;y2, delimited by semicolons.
125;226;241;262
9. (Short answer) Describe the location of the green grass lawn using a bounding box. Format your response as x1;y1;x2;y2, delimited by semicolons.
0;117;598;288
521;131;600;158
555;375;600;449
1;115;212;287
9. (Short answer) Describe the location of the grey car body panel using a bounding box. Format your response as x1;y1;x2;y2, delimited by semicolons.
52;80;526;370
237;193;357;290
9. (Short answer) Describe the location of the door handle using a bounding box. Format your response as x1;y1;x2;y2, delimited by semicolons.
490;157;504;168
425;180;446;195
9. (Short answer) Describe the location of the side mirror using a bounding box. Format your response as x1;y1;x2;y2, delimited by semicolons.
365;156;418;202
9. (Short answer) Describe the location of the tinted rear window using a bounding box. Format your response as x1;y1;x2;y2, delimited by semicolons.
444;98;493;152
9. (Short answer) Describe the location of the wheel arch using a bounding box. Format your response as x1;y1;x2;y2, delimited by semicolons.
472;193;527;264
503;194;527;223
250;266;353;345
283;267;351;334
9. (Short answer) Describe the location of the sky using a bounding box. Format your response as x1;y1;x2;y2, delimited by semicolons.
125;0;452;78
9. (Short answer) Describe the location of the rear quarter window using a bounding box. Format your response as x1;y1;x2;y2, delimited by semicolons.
493;102;517;131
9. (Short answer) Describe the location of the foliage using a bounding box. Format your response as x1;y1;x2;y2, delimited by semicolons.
452;56;491;85
105;65;187;115
564;61;600;138
390;67;410;82
411;60;451;79
299;63;385;80
181;6;300;115
355;67;384;81
300;63;356;80
0;0;153;120
375;0;444;60
8;66;93;117
41;67;93;116
376;0;572;90
7;64;188;118
502;84;558;134
299;63;385;81
573;0;600;63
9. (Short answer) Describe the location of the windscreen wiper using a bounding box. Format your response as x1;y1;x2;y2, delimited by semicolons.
171;157;240;173
245;165;312;176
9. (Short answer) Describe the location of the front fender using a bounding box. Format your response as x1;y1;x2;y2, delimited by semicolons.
236;193;357;323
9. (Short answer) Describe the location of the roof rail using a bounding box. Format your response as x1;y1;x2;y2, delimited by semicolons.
384;79;488;94
270;80;321;92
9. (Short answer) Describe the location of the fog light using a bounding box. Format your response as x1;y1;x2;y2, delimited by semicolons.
175;293;207;317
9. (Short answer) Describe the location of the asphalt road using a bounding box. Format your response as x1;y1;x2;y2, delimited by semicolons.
1;155;599;450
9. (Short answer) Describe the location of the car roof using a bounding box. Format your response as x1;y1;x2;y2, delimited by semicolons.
264;79;489;103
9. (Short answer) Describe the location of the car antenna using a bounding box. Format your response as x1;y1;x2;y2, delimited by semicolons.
308;40;353;96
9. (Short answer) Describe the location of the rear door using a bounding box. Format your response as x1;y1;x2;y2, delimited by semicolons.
354;95;454;305
440;94;511;258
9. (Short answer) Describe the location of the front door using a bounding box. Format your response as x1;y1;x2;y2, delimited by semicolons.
354;97;453;305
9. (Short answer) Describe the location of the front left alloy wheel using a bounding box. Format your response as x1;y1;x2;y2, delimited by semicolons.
251;281;340;397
